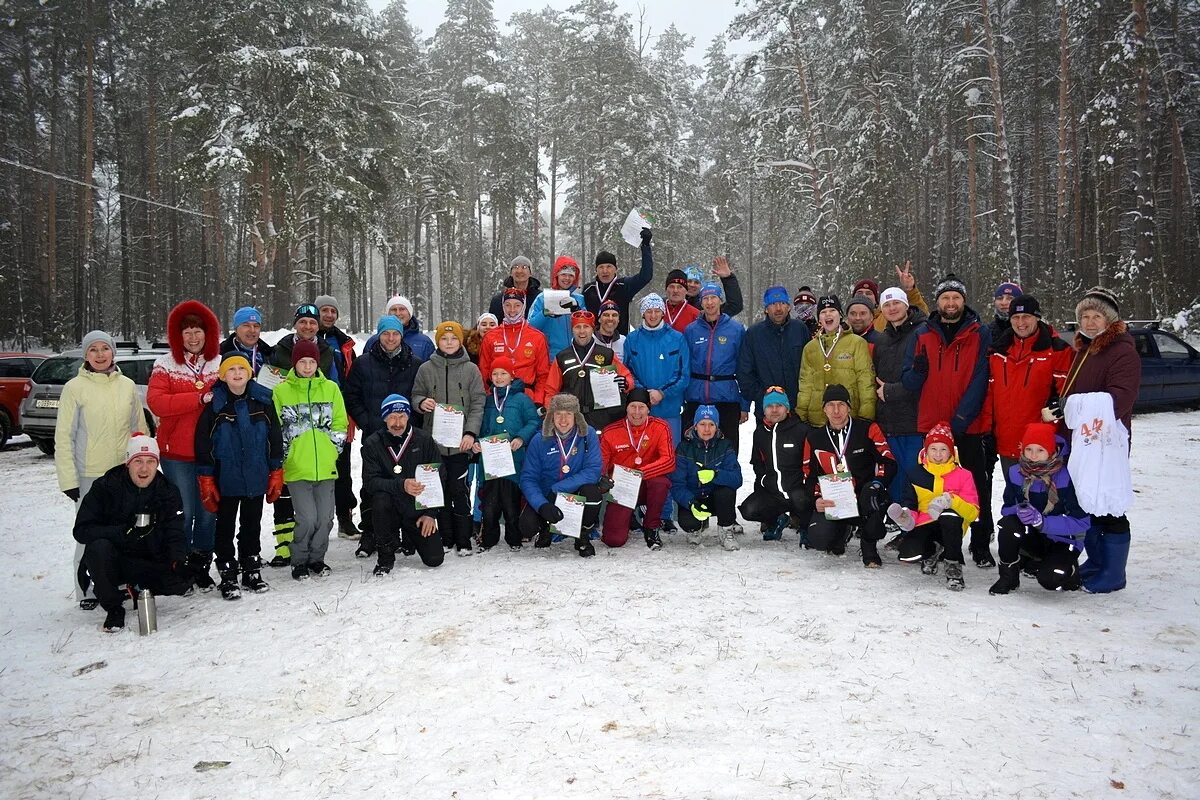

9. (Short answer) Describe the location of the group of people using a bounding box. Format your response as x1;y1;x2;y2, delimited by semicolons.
53;226;1139;632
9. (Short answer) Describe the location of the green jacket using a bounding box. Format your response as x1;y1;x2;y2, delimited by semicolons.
796;329;876;426
272;370;348;483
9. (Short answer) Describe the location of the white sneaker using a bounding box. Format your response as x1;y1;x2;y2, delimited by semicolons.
456;548;473;557
730;523;744;536
687;531;702;546
719;526;740;551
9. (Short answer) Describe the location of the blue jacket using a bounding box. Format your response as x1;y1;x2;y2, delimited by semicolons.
194;381;283;497
479;379;540;484
343;338;423;438
623;323;690;418
738;315;810;417
684;314;749;410
1001;450;1090;544
529;289;587;360
670;429;743;508
403;317;435;362
520;425;602;509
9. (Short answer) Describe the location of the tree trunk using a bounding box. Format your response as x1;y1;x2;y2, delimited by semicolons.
979;0;1022;283
1130;0;1156;314
1052;0;1072;321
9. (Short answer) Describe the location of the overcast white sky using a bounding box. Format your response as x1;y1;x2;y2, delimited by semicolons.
366;0;743;64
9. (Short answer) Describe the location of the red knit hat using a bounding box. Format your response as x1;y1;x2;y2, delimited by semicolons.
923;422;955;453
491;355;516;376
853;278;880;299
292;338;320;367
1020;422;1059;457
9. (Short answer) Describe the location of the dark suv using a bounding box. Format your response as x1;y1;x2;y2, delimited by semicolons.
19;344;166;456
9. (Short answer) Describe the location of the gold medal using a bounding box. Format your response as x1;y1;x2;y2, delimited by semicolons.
578;370;586;378
634;457;643;465
195;379;205;389
496;415;504;424
823;363;832;372
561;465;570;474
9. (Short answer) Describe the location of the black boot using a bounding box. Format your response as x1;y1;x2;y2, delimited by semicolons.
216;560;241;601
575;533;596;558
644;527;663;551
989;561;1021;595
337;512;361;540
861;537;882;569
239;556;269;593
188;551;216;592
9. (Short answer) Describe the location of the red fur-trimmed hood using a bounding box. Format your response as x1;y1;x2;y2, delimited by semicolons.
1074;319;1128;355
166;300;221;362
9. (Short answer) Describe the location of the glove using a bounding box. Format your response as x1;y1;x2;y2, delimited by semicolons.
538;502;564;524
927;493;953;519
63;487;80;502
911;352;929;376
596;475;615;493
862;481;888;513
689;498;712;520
614;375;629;393
1042;396;1064;422
266;469;284;504
560;297;579;312
1016;503;1044;529
697;468;716;485
197;475;220;514
640;227;652;244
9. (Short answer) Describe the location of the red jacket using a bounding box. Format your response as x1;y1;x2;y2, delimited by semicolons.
985;322;1073;458
600;416;676;480
901;309;991;436
147;300;221;461
664;301;700;334
479;322;551;407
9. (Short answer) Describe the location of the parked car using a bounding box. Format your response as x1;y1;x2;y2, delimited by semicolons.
19;344;166;456
0;352;48;448
1129;325;1200;412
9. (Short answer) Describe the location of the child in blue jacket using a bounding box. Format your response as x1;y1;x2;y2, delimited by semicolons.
475;357;539;551
671;404;743;550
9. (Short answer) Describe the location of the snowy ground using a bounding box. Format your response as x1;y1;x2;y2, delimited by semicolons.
0;410;1197;799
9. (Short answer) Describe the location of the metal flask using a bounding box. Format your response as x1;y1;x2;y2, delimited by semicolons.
137;589;157;635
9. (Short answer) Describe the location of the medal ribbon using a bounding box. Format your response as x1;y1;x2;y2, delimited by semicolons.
184;353;207;386
625;420;648;462
826;419;853;473
492;385;510;417
501;321;526;356
387;428;415;469
555;431;579;472
818;330;841;369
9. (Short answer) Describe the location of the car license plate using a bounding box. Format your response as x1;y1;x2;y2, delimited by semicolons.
35;399;59;409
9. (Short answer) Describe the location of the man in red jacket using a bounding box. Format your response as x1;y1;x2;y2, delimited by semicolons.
479;288;551;407
599;388;677;549
663;269;700;333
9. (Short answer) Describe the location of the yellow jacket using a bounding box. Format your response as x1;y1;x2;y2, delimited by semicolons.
54;366;149;491
796;329;876;426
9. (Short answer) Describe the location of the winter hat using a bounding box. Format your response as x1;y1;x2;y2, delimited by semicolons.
763;286;790;307
595;250;617;268
684;264;704;283
501;287;527;305
640;293;666;314
1020;422;1059;457
763;386;790;409
291;338;320;367
665;269;689;289
1009;294;1042;318
846;296;876;313
81;329;116;353
509;255;532;271
294;303;319;323
314;295;339;313
380;394;412;419
435;321;465;345
376;316;404;335
1076;287;1120;325
878;287;909;308
934;273;968;300
126;433;160;464
794;287;818;306
822;384;851;406
491;355;516;376
477;312;498;327
385;295;414;318
698;282;723;301
553;255;579;289
853;278;880;299
625;387;652;408
543;392;588;436
598;300;620;316
231;307;262;329
817;295;842;315
923;422;955;453
994;282;1023;299
693;404;719;426
218;355;251;379
571;310;596;328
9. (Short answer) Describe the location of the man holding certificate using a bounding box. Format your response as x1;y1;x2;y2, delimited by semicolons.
599;388;677;550
518;394;605;557
543;310;635;431
802;384;896;566
361;395;445;573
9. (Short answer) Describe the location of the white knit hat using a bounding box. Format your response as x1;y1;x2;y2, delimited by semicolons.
126;433;160;464
384;295;414;317
878;287;909;307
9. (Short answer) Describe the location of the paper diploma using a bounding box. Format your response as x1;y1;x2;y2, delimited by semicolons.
432;403;465;449
255;365;285;391
413;463;444;510
621;207;655;248
608;464;643;509
818;473;859;520
542;289;573;316
551;493;586;538
590;366;622;409
480;434;516;479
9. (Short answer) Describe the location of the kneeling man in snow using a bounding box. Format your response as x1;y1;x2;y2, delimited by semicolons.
73;434;194;632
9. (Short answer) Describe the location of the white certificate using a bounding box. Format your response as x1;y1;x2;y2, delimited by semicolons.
589;366;622;409
542;289;573;316
620;207;655;247
432;403;465;449
551;493;586;539
414;463;444;510
255;365;285;391
480;434;516;479
609;464;643;509
819;473;859;520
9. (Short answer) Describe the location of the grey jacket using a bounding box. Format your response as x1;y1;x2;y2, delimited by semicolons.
412;348;486;456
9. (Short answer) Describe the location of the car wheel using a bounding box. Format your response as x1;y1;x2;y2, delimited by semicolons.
34;437;55;456
0;410;10;449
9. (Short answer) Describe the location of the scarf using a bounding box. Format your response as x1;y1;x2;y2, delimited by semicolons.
1018;453;1063;514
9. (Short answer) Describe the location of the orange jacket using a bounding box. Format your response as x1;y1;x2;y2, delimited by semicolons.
600;416;676;480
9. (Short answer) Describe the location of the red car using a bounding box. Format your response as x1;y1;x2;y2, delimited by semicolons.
0;352;48;448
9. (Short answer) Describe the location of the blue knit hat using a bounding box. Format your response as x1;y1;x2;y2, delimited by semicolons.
381;394;412;418
232;307;262;328
693;404;719;426
699;282;723;301
763;387;790;409
684;264;704;283
376;316;404;335
763;286;790;307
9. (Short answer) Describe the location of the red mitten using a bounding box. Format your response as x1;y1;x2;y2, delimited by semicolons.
266;469;284;504
197;475;221;514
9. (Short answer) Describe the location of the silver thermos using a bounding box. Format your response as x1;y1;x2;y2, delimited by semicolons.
137;589;157;635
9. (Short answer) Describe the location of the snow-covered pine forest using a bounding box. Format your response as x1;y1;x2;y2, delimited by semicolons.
1;0;1198;346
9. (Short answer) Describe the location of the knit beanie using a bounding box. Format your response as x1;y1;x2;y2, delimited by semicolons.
376;316;404;335
846;296;876;313
1020;422;1059;457
994;282;1023;299
314;295;338;313
763;286;790;307
294;303;319;323
595;250;617;268
502;287;527;305
853;278;880;299
509;255;532;270
81;329;116;353
878;287;909;308
684;265;704;283
794;287;818;306
625;387;652;408
384;295;414;317
477;312;498;327
699;282;723;301
292;339;320;367
232;307;262;329
381;394;412;419
693;404;719;426
1076;287;1120;325
934;274;968;300
822;384;851;405
640;293;666;314
491;356;516;376
435;321;465;344
665;269;688;289
923;422;955;453
1009;294;1042;318
762;387;790;409
598;300;620;316
817;295;842;315
218;355;251;379
125;433;160;464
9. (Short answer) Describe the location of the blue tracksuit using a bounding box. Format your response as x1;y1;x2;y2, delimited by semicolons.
684;313;749;411
624;323;690;423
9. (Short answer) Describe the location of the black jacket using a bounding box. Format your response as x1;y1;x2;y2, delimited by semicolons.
73;465;187;564
871;307;927;436
582;240;655;334
269;334;340;385
361;426;443;512
219;334;274;377
488;276;544;320
749;414;811;499
803;418;896;501
343;338;422;437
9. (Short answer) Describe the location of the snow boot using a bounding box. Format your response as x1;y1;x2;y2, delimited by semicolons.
989;561;1021;595
534;528;553;548
1077;528;1104;582
188;551;216;592
719;525;740;551
102;607;125;632
971;545;997;569
309;561;332;577
644;527;663;551
268;553;291;568
921;542;945;575
762;514;787;541
686;529;702;546
660;519;678;535
240;556;269;593
576;532;596;558
861;537;881;569
291;564;310;581
1083;531;1129;593
336;513;361;540
945;560;965;591
372;563;392;577
216;560;241;601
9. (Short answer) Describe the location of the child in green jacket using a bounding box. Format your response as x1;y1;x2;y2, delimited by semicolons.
272;339;347;581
